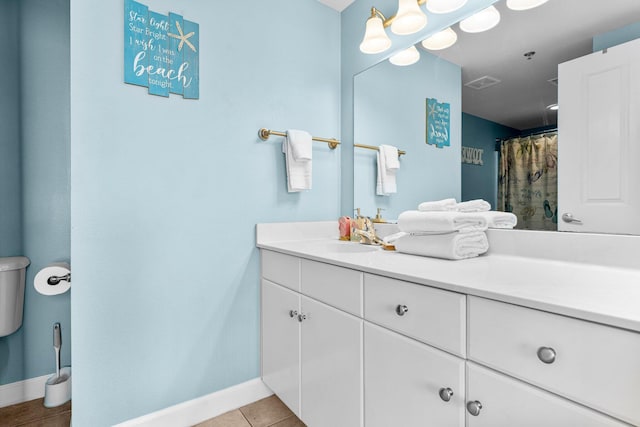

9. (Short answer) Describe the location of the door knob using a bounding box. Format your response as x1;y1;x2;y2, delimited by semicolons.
561;213;582;224
395;304;409;316
467;400;483;416
439;387;454;402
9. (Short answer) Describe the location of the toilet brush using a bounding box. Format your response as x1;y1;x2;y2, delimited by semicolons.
43;322;71;407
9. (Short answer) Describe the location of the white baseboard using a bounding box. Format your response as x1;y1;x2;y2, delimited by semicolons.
115;378;273;427
0;374;50;408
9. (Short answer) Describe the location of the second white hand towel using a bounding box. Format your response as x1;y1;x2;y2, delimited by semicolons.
395;232;489;260
283;130;312;192
476;211;518;229
398;210;488;233
376;146;397;195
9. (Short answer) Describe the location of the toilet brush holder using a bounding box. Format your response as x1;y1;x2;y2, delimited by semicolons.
44;367;71;408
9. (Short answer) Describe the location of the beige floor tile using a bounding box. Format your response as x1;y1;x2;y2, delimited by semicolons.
239;396;294;427
193;409;251;427
268;415;306;427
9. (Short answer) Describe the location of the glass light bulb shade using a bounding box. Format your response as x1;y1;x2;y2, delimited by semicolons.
547;103;559;111
389;45;420;66
426;0;468;14
391;0;427;35
421;27;458;50
459;5;501;33
506;0;550;11
359;15;392;54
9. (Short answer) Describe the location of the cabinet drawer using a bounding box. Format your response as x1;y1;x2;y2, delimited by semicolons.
364;274;466;357
301;260;362;317
466;362;627;427
261;250;299;291
468;296;640;425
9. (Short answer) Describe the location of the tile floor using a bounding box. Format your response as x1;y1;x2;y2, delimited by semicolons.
0;395;301;427
195;395;305;427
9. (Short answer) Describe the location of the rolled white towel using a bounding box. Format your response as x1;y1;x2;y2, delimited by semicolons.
476;211;518;229
398;210;488;234
455;199;491;212
395;232;489;260
418;198;457;211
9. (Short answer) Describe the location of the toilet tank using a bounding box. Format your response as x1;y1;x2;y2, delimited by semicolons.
0;256;30;337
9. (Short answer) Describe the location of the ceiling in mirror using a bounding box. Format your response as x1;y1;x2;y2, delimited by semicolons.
425;0;640;130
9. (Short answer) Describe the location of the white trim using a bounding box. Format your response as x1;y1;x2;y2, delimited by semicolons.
0;374;50;408
114;378;273;427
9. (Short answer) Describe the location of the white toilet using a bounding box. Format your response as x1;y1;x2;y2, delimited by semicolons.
0;256;30;336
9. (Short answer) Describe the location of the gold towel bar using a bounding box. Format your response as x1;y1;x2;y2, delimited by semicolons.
258;128;406;156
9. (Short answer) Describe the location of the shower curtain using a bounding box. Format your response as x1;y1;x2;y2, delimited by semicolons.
497;133;558;231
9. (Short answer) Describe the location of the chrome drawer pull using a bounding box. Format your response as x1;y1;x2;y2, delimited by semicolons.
467;400;482;416
395;304;409;316
439;387;454;402
289;310;298;318
537;346;557;364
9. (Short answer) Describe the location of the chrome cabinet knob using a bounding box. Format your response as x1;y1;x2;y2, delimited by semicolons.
467;400;483;416
561;213;582;224
297;313;307;322
395;304;409;316
439;387;454;402
537;346;557;364
289;310;298;318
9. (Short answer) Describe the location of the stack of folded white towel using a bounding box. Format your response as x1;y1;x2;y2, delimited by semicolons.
387;199;517;260
283;129;312;192
376;145;400;196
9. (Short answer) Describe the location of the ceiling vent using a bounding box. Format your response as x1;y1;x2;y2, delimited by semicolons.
465;75;501;90
548;77;558;86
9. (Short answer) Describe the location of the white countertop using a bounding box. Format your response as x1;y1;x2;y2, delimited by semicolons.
256;222;640;333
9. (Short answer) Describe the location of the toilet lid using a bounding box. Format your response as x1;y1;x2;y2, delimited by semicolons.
0;256;31;271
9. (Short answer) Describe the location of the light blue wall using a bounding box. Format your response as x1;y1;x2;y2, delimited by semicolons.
0;0;71;386
354;55;461;219
340;0;499;215
461;113;517;209
593;22;640;51
70;0;340;425
0;0;22;257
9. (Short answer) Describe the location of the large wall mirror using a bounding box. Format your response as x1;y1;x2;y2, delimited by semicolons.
353;0;640;233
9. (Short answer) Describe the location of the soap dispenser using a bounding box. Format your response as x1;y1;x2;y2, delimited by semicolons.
351;208;363;242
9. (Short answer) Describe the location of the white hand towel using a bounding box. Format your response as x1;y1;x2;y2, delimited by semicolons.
283;136;311;192
395;232;489;260
286;129;312;161
418;198;458;212
376;147;397;195
398;210;488;234
380;144;400;170
455;199;491;212
476;211;518;229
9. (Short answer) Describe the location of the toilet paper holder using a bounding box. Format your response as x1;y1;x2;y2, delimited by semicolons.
47;273;71;286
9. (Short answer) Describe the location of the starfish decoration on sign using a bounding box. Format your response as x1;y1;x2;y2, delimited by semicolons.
168;21;197;53
428;102;437;118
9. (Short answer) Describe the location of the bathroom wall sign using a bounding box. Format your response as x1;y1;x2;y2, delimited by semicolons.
124;0;199;99
462;146;484;166
426;98;450;148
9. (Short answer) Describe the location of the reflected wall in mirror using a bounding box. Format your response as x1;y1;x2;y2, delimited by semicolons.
353;53;461;220
353;0;640;233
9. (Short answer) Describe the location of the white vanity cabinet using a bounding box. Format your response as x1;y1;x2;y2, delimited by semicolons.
261;251;363;427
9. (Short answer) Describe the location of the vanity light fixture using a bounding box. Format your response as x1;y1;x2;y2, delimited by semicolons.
426;0;468;14
459;5;501;33
389;45;421;66
359;8;393;54
421;27;458;50
506;0;550;11
359;0;429;54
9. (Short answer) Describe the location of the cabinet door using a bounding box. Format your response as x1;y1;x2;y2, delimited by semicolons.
364;323;465;427
300;296;362;427
558;37;640;234
261;280;300;417
466;362;627;427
